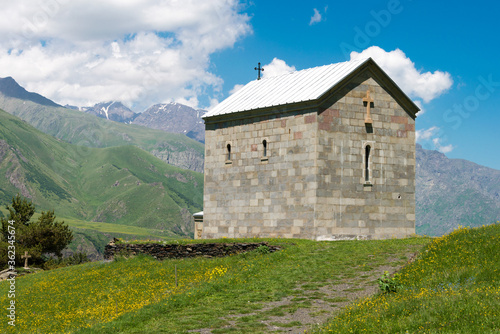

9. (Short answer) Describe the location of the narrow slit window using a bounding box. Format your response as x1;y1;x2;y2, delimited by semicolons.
227;144;231;161
365;145;371;182
263;140;267;157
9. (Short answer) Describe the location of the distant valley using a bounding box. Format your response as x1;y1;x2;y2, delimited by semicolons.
0;108;203;258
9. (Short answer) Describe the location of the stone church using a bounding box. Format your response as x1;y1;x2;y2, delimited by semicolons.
196;57;419;240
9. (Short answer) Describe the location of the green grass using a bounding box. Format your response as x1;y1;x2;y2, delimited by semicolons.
0;236;429;333
65;219;180;240
0;209;179;241
0;254;228;333
313;222;500;333
5;224;498;333
0;207;182;259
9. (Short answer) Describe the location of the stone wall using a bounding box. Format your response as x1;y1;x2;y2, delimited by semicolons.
202;68;415;240
104;240;279;260
203;106;319;239
314;72;415;239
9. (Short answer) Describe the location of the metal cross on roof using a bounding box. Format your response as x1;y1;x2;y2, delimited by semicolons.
254;62;264;80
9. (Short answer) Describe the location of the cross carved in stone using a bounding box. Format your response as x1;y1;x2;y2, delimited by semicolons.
363;90;374;124
22;251;31;269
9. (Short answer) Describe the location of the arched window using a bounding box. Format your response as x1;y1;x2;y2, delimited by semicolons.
227;143;231;161
262;140;267;157
365;145;371;182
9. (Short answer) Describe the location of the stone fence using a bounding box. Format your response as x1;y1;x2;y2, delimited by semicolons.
104;240;280;260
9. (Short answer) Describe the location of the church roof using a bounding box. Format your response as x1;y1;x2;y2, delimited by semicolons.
204;57;419;119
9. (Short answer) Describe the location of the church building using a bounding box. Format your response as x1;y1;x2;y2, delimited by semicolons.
197;57;419;240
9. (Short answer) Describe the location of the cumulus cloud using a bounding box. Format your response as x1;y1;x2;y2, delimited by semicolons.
416;126;455;154
0;0;252;110
350;46;453;103
262;58;296;79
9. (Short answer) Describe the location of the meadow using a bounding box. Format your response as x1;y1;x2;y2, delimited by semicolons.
313;223;500;333
0;223;498;333
0;236;427;333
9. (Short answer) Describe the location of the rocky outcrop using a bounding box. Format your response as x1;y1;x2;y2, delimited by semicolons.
0;269;17;281
0;140;33;199
151;147;204;173
104;240;280;260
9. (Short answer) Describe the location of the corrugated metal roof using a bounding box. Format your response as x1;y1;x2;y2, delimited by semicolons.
204;58;371;119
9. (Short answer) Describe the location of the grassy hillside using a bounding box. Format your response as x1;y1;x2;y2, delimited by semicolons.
0;109;203;237
2;223;498;333
0;236;429;333
315;222;500;333
0;90;205;172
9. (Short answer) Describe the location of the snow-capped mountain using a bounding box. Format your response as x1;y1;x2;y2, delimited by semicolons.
77;101;206;143
133;103;206;143
82;101;138;123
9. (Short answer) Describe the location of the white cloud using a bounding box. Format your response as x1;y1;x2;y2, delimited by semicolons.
230;84;245;95
416;126;439;142
433;138;455;153
350;46;453;103
262;58;296;79
309;6;327;26
0;0;252;110
438;144;454;154
417;126;455;154
309;9;322;25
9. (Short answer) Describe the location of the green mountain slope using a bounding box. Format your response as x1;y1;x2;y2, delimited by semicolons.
0;109;203;237
0;77;204;172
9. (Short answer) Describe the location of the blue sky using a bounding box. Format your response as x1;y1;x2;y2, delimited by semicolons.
210;0;500;169
0;0;498;169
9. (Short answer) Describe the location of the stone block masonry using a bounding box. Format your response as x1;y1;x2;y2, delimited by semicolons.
201;59;418;241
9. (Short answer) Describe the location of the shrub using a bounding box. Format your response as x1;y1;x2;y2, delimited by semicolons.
255;245;270;254
377;271;401;293
43;252;90;270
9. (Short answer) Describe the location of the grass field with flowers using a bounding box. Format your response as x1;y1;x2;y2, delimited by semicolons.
0;236;430;333
0;254;227;334
313;222;500;333
4;223;498;334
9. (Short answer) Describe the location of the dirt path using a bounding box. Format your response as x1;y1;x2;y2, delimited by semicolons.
189;252;417;334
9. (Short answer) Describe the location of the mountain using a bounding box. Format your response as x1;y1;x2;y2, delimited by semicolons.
78;101;206;143
0;108;203;236
82;101;138;123
415;144;500;236
0;77;60;108
133;103;205;143
0;77;204;173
